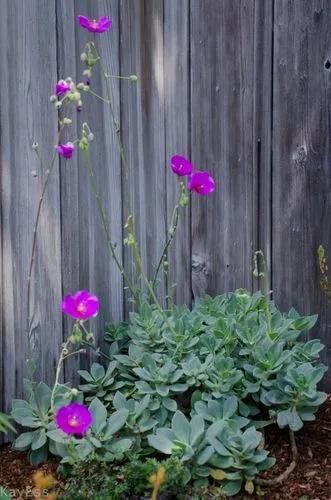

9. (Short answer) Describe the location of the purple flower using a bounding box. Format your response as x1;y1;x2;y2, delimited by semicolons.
77;15;112;33
170;155;193;177
187;171;215;195
55;403;92;436
57;142;75;159
55;80;71;97
62;290;99;320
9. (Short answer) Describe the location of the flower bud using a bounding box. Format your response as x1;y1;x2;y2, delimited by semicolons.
32;142;39;151
88;132;94;141
80;52;87;62
129;74;138;82
71;388;79;396
83;69;92;78
55;101;62;109
79;137;89;151
63;117;72;125
50;95;57;102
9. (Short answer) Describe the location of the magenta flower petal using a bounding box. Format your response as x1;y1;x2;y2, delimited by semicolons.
187;171;215;195
62;290;100;320
56;403;92;435
77;15;91;30
170;155;193;176
55;80;71;97
57;142;75;159
77;15;112;33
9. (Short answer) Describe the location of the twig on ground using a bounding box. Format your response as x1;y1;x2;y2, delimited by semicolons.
255;429;298;487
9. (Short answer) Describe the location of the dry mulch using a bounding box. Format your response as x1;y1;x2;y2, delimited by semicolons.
0;397;330;499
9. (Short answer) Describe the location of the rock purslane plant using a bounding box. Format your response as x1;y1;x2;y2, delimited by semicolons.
12;291;327;496
11;11;328;499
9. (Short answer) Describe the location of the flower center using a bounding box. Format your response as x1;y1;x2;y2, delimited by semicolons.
91;20;98;29
76;302;87;314
68;416;80;428
196;184;204;193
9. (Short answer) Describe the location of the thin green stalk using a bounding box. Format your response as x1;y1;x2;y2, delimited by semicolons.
132;242;178;337
90;43;142;285
253;250;272;335
83;149;138;302
152;202;180;292
79;322;112;361
89;42;179;337
50;337;86;412
27;125;64;343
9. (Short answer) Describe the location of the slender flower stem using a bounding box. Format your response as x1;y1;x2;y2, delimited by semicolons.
83;150;138;302
50;341;67;413
90;43;142;286
78;322;112;361
152;201;181;292
27;133;63;343
132;242;178;337
50;336;86;413
81;340;112;362
88;42;178;337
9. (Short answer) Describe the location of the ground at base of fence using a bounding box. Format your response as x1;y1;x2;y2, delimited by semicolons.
0;396;330;500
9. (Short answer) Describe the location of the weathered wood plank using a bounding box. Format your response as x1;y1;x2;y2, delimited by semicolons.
57;0;123;375
190;0;255;298
272;0;331;389
164;0;192;307
252;0;274;292
120;0;166;311
0;0;62;406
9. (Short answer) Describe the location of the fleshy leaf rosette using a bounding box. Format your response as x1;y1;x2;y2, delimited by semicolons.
62;290;99;320
78;15;112;33
55;402;92;435
188;171;215;195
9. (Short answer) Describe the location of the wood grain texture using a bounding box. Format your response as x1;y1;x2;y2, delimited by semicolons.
120;0;167;311
164;0;192;307
272;0;331;389
252;0;274;291
58;0;124;373
1;0;331;405
190;0;255;298
0;0;62;414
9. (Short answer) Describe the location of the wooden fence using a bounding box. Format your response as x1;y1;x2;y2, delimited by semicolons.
1;0;331;419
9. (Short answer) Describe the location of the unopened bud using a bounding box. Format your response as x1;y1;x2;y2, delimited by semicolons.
83;69;92;78
129;74;138;82
88;132;94;141
63;117;72;125
71;388;79;396
79;137;89;150
80;52;87;62
50;95;57;103
55;101;62;109
32;142;39;151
